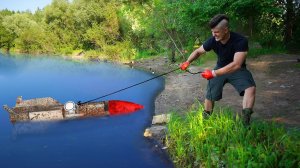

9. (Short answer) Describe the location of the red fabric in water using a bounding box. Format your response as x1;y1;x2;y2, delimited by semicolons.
108;100;144;115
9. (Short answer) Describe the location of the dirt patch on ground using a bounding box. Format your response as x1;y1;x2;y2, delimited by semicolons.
134;54;300;127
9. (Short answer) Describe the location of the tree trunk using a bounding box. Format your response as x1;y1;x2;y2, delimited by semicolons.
248;15;253;37
169;42;176;63
284;0;294;43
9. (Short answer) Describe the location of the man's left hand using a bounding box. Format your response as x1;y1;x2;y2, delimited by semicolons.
201;69;217;80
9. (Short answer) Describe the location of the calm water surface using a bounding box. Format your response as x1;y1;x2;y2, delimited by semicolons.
0;53;173;168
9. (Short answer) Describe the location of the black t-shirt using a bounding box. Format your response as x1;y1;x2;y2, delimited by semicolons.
203;32;248;68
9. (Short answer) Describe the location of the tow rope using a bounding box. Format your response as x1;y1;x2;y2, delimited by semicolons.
186;69;203;74
77;67;202;105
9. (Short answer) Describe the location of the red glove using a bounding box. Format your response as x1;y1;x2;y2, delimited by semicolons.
201;69;216;80
180;61;190;70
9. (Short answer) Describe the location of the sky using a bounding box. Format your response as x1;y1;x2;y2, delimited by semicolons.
0;0;53;12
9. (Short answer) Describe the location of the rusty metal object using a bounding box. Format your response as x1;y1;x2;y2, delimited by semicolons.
3;96;143;123
15;97;62;107
78;102;109;117
3;97;109;123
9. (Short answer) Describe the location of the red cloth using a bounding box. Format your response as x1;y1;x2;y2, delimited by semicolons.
108;100;144;115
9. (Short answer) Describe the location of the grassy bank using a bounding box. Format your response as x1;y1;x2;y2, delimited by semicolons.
166;106;300;167
248;47;286;58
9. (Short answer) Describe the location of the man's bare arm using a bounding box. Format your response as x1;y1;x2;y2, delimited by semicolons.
186;45;206;63
215;51;247;76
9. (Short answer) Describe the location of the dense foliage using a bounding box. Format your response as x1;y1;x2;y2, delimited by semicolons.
0;0;299;61
167;106;300;167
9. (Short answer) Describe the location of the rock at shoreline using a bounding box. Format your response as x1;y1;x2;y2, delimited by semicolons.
144;114;171;144
144;125;167;142
152;114;170;125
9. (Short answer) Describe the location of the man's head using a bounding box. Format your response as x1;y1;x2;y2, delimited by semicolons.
209;14;229;42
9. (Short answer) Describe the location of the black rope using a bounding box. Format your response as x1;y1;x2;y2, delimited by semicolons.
78;67;181;105
186;69;203;74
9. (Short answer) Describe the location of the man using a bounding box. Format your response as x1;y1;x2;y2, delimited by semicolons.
180;14;256;125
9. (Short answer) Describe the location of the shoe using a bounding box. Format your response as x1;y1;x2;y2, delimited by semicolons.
203;110;212;119
242;108;253;126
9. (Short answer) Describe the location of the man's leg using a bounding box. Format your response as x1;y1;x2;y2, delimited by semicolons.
242;86;256;125
243;86;256;109
203;99;214;117
204;75;225;117
228;68;256;125
204;99;214;112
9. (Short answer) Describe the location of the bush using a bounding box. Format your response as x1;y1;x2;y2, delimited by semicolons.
59;46;73;55
135;49;159;60
83;41;137;62
84;50;104;60
103;41;137;62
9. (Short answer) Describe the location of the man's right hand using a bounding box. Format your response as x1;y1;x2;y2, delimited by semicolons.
180;61;190;70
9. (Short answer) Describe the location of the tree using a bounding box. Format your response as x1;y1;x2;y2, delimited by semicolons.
1;0;299;57
2;13;47;53
0;10;15;51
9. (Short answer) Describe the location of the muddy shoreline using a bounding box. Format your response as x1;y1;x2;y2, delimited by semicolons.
134;56;207;116
134;54;300;126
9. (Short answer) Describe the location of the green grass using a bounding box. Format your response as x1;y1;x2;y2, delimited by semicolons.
166;105;300;167
248;47;286;58
134;49;161;60
71;49;84;56
193;52;217;66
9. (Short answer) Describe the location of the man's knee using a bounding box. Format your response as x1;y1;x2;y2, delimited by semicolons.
245;86;256;96
205;98;214;104
205;99;214;105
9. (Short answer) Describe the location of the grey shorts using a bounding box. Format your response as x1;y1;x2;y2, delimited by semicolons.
206;67;256;101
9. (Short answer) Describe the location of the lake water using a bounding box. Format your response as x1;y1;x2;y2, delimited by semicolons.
0;53;173;168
